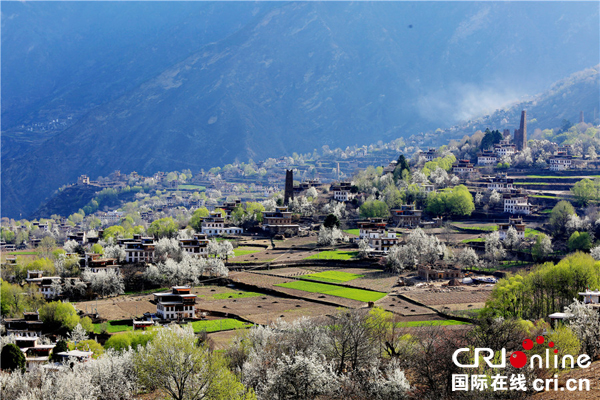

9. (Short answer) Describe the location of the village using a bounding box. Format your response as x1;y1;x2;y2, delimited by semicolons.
2;111;600;398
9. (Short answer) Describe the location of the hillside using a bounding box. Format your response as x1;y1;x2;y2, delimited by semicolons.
423;65;600;147
2;1;599;218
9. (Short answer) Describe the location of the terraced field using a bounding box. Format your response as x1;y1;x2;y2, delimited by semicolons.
300;271;364;283
275;281;386;302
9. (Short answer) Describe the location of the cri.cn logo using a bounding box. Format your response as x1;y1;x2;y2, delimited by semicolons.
452;336;592;370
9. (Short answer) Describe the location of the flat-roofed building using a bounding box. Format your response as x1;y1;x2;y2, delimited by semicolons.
331;182;355;202
452;159;475;175
179;234;209;257
5;312;44;337
262;206;299;235
487;174;514;192
154;286;197;320
477;150;498;166
357;218;399;252
390;205;422;228
503;194;532;215
26;270;61;299
498;217;526;240
549;154;573;171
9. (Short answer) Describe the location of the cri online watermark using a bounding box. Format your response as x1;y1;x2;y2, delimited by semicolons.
451;336;591;392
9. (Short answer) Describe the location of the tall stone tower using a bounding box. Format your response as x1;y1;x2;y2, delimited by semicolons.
515;110;527;151
284;169;294;205
580;111;584;124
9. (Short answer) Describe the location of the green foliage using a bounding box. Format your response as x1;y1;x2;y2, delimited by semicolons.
548;200;575;237
323;213;340;228
275;281;386;302
1;280;46;318
245;202;265;223
359;200;390;218
189;207;210;231
393;154;411;182
480;128;503;150
0;227;16;243
546;326;581;371
425;185;474;217
105;329;158;351
39;301;80;331
1;343;26;372
103;225;126;240
80;316;94;333
571;178;600;206
134;326;255;400
91;243;104;255
567;231;592;252
51;340;69;362
25;257;55;276
72;339;104;359
483;253;600;319
148;217;177;238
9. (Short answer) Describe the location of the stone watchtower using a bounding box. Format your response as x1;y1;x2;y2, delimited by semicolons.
514;110;527;151
284;169;294;205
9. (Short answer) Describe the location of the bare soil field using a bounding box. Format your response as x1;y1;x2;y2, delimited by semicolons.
74;296;156;320
230;271;366;308
375;294;437;317
254;267;312;278
400;287;492;311
198;294;340;325
533;360;600;399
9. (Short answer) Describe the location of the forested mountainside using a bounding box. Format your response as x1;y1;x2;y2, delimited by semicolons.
2;1;598;218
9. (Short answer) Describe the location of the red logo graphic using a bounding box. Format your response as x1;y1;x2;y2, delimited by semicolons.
509;336;558;368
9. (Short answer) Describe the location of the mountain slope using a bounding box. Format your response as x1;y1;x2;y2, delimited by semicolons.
2;1;599;218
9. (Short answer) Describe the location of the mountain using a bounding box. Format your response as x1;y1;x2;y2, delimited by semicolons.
2;1;599;218
423;65;600;147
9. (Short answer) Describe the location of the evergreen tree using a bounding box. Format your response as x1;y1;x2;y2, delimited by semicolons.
1;343;26;372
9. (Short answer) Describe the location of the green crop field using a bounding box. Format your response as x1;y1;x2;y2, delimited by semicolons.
188;318;252;333
343;229;360;236
7;251;38;255
93;320;134;334
525;228;543;237
205;291;263;300
530;195;556;199
233;247;262;257
305;250;358;260
461;238;485;243
514;182;549;185
178;184;206;191
456;225;497;232
525;175;600;179
275;281;386;302
395;320;470;327
300;271;364;284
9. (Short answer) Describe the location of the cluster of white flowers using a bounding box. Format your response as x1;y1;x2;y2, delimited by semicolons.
386;228;446;272
485;231;506;263
144;254;228;287
565;299;600;359
81;268;125;297
317;225;344;246
321;201;346;219
0;349;137;400
238;315;410;400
